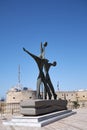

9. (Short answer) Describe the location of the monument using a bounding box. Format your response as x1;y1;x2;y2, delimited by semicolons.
20;42;67;116
23;42;57;100
3;42;76;127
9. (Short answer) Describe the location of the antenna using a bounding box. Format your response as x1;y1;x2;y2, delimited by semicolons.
16;64;22;90
18;65;20;84
57;81;59;91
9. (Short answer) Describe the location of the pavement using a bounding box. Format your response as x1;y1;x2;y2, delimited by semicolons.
0;108;87;130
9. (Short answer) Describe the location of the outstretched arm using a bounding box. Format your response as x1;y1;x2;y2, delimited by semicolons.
52;61;57;66
23;47;30;54
23;47;41;63
48;61;57;67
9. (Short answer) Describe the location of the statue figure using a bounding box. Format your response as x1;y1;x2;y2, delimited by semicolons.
44;59;57;99
23;47;52;99
39;42;47;98
40;42;57;99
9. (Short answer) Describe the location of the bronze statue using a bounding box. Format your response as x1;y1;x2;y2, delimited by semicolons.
40;42;57;99
39;42;47;98
23;42;57;100
23;47;52;99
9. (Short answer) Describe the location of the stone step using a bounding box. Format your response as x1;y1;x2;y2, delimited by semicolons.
3;110;76;127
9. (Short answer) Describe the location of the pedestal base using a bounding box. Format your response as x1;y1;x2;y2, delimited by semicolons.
20;99;67;116
3;110;76;127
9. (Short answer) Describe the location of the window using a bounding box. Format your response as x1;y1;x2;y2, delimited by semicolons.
76;93;78;96
83;95;85;97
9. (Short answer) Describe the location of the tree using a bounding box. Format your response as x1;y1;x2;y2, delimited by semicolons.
72;101;80;109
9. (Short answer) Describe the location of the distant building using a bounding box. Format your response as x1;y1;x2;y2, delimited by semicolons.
6;87;36;103
56;90;87;109
5;86;36;114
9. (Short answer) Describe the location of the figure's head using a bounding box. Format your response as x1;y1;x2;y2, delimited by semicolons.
44;42;48;47
53;61;57;66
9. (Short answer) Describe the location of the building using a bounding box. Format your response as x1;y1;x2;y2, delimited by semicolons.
5;86;36;115
56;90;87;109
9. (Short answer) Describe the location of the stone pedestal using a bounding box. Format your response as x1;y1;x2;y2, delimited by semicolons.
3;99;76;127
20;99;67;116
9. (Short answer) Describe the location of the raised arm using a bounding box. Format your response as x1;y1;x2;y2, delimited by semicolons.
23;47;42;67
23;47;39;59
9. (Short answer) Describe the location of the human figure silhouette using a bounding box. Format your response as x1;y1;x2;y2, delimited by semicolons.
44;59;57;99
40;42;57;99
23;47;52;99
39;42;48;98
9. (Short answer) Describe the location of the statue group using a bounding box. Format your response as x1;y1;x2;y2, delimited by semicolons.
23;42;57;100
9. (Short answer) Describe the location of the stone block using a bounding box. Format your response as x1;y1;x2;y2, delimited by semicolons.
20;99;67;116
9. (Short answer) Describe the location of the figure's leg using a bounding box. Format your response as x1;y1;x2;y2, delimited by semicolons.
41;83;47;99
47;78;57;99
43;85;47;99
42;78;52;99
37;78;42;99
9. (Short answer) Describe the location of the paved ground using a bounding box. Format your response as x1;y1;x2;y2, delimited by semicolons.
0;108;87;130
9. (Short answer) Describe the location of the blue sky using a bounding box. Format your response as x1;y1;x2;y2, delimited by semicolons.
0;0;87;98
